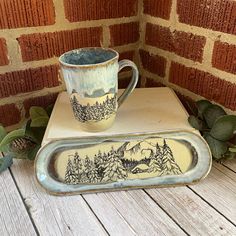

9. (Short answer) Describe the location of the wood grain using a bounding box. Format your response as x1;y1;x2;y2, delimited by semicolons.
10;160;107;236
146;186;236;235
0;168;36;236
189;164;236;225
221;158;236;172
83;193;137;236
85;190;186;236
6;156;236;235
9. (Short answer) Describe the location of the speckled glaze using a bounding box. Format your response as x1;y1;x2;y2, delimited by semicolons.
59;48;139;132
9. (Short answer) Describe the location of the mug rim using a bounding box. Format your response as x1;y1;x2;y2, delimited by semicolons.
59;47;119;68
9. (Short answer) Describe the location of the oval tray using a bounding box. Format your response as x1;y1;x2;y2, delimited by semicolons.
35;131;212;195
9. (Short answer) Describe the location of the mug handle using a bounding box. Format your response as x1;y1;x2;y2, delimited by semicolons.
118;60;139;107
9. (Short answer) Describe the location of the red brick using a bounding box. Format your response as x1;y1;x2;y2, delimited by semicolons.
118;51;135;72
24;93;58;117
0;0;55;29
177;0;236;35
64;0;138;22
0;65;59;98
119;51;135;61
169;62;236;110
212;41;236;75
118;76;141;89
110;22;139;46
145;77;165;87
143;0;172;20
118;77;132;89
0;103;21;126
0;38;8;66
18;27;102;62
145;23;206;62
139;49;166;77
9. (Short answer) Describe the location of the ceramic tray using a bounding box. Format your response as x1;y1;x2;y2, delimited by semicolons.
35;131;212;195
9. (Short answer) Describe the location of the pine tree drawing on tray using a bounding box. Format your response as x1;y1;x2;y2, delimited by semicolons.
87;163;100;183
149;143;163;173
73;152;82;178
159;140;182;176
65;159;76;184
84;156;92;180
70;93;117;122
64;139;183;185
94;151;105;179
102;147;128;182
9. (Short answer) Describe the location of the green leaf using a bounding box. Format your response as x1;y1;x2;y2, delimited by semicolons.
31;117;49;127
203;105;226;128
0;155;13;173
196;100;212;119
223;150;236;160
25;120;45;144
27;145;40;160
0;125;7;142
210;115;236;141
0;129;25;151
29;106;49;120
204;133;228;159
229;147;236;153
188;115;203;130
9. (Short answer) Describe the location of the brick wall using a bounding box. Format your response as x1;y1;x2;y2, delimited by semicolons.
140;0;236;113
1;0;236;128
0;0;140;128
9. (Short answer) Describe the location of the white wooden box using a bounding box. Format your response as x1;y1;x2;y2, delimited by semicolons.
36;88;212;195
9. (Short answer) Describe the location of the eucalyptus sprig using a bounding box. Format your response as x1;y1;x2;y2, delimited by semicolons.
0;105;53;173
188;100;236;160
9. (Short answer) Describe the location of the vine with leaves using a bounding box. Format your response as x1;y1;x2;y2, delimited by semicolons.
188;100;236;160
0;105;53;173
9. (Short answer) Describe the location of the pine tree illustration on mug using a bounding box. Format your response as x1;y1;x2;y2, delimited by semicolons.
64;139;182;185
70;93;117;123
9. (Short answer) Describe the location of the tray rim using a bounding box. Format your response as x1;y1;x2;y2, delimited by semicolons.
35;130;212;195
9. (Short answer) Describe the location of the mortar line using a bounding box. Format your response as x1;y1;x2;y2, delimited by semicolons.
0;16;140;38
142;44;236;84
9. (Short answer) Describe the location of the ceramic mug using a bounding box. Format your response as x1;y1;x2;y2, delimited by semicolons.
59;47;139;132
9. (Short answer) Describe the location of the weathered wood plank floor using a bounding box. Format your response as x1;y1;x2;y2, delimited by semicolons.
1;158;236;236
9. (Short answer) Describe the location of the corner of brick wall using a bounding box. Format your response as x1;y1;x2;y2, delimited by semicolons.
141;0;236;112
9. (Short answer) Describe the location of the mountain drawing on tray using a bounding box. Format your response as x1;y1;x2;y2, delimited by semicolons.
64;139;183;185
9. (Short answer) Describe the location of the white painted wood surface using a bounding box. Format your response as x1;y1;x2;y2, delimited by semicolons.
1;158;236;235
0;169;36;236
222;158;236;172
146;186;236;235
189;164;236;225
85;190;185;236
10;160;107;236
